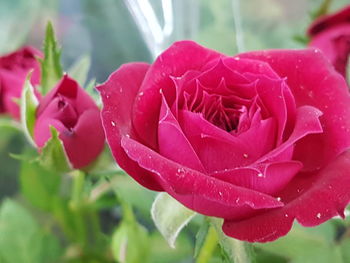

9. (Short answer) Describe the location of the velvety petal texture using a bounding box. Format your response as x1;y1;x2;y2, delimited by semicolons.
0;46;42;119
34;75;105;169
308;5;350;77
98;40;350;242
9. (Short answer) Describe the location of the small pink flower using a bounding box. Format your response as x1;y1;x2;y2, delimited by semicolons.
34;75;105;169
308;5;350;77
98;41;350;242
0;46;42;119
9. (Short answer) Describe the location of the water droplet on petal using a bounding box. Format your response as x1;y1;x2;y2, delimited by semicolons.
177;168;186;177
111;121;116;127
243;153;248;158
316;213;321;219
257;173;264;177
276;197;281;201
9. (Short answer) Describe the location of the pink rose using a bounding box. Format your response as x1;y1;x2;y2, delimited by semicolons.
308;5;350;77
98;41;350;242
0;46;42;119
34;75;105;169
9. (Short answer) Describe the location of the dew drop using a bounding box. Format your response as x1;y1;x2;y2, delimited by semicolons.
177;168;186;177
316;213;321;219
276;197;281;201
219;191;223;197
243;153;249;158
111;121;116;127
234;57;240;60
285;214;289;217
139;91;144;96
257;173;264;177
308;90;314;98
125;134;130;138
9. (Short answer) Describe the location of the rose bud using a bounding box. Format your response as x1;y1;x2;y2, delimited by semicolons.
308;5;350;78
34;75;105;169
0;46;41;119
98;41;350;242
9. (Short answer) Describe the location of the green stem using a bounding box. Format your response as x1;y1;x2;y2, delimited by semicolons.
70;170;88;248
210;218;252;263
196;225;219;263
70;170;85;208
69;170;102;254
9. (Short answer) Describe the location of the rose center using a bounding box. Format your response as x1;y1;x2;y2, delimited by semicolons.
183;88;246;132
56;97;78;130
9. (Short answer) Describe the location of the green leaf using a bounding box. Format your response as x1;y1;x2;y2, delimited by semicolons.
40;22;63;94
196;224;219;263
194;218;211;258
151;193;196;248
20;73;39;146
255;222;341;263
149;232;193;263
310;0;333;20
210;218;254;263
0;199;61;263
38;126;72;173
112;201;150;263
20;158;61;211
293;34;309;45
0;117;22;131
68;54;91;87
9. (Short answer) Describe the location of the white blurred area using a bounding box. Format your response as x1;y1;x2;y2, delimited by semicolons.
0;0;348;82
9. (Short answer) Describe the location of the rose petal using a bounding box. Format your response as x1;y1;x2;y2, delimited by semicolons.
37;75;97;116
59;109;105;168
308;5;350;36
309;24;350;76
223;57;280;79
258;105;323;163
133;41;222;149
34;117;67;148
236;117;276;158
238;49;350;170
222;149;350;242
211;161;302;195
178;110;255;172
97;62;163;191
158;94;206;172
121;135;283;219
